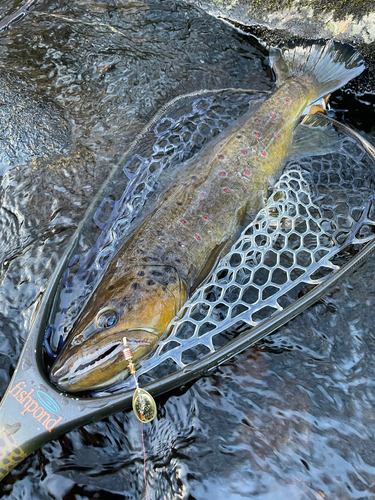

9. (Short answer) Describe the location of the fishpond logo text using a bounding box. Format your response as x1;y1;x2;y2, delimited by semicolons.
9;381;62;432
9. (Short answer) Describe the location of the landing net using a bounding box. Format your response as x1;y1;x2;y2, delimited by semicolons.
45;89;375;394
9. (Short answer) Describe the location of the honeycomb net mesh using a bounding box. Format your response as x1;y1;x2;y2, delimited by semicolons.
47;90;375;392
135;154;375;385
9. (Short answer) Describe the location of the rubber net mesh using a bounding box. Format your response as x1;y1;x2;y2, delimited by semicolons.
46;90;375;392
136;155;375;385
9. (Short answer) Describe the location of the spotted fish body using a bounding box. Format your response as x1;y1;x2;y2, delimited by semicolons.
51;40;365;392
128;82;316;290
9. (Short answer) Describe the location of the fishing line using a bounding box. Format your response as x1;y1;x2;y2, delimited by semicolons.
140;421;149;500
122;337;156;499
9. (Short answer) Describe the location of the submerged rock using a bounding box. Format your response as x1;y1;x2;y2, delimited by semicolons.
189;0;375;43
188;0;375;92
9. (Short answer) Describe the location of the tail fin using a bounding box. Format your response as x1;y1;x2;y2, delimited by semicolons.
270;40;365;101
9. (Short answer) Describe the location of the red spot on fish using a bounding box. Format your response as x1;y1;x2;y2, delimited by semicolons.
241;149;247;155
219;154;224;159
244;169;250;176
202;215;210;220
254;132;261;138
181;219;186;224
223;188;231;194
178;241;184;247
255;118;260;123
270;113;276;118
243;187;247;193
261;151;267;157
275;133;281;138
284;97;291;103
200;192;206;198
195;234;201;241
219;171;227;177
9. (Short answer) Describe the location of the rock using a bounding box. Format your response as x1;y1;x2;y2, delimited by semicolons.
187;0;375;92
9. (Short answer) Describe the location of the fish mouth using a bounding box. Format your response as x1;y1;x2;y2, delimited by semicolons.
72;342;123;375
50;328;159;392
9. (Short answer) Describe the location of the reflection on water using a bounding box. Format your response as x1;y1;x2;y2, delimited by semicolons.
0;0;375;499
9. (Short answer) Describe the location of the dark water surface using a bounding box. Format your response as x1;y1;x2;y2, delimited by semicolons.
0;0;375;499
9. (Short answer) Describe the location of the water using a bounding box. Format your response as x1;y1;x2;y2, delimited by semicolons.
0;0;375;498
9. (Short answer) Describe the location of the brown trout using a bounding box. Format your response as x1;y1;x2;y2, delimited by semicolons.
51;40;364;392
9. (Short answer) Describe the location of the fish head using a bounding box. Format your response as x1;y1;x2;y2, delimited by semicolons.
50;265;186;393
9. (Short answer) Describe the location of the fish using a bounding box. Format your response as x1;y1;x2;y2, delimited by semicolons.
50;40;365;392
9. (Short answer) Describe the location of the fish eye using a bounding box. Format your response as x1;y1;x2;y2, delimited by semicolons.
97;310;118;329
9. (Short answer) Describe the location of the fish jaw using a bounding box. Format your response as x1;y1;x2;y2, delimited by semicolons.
50;329;159;392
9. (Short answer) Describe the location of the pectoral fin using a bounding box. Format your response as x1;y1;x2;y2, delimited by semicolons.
288;114;342;160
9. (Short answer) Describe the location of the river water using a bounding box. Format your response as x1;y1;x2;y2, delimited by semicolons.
0;0;375;499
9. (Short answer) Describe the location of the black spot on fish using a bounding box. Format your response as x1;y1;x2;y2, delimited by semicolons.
177;201;182;205
191;175;198;180
138;271;145;277
152;270;163;276
108;285;115;291
147;280;156;286
132;282;139;290
165;267;172;273
157;230;163;236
